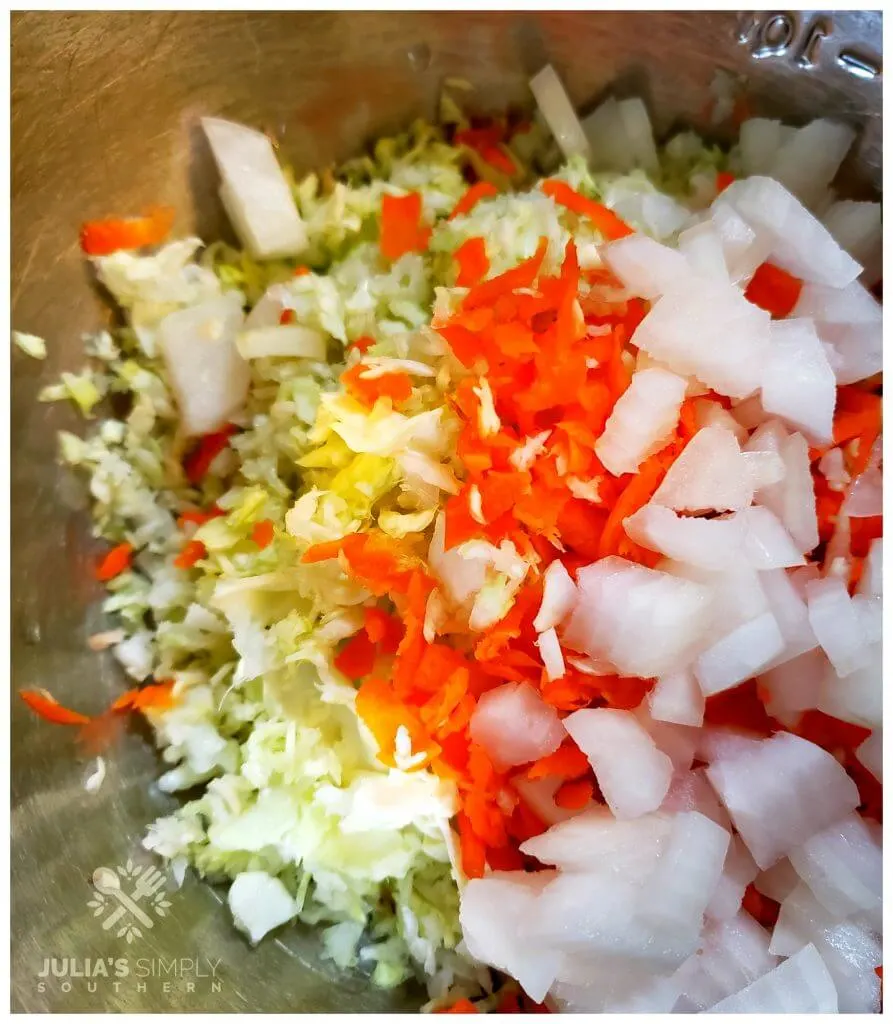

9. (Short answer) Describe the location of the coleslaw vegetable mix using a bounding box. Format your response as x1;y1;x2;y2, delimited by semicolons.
17;68;881;1013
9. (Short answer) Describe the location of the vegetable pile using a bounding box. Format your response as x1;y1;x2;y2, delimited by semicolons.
17;65;882;1013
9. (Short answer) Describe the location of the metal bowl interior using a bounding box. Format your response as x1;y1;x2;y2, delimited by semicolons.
11;10;881;1013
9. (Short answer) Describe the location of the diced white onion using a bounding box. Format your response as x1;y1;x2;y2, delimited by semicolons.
562;557;713;679
564;708;673;819
705;943;838;1013
533;559;577;633
469;681;565;769
529;65;590;160
601;234;690;300
695;611;786;697
536;627;565;681
705;732;860;869
648;668;705;727
715;176;861;287
652;426;753;513
761;319;836;445
595;367;687;476
158;291;249;437
202;117;308;259
632;277;771;399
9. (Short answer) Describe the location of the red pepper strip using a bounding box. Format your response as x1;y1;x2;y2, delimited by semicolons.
177;506;224;529
80;206;174;256
183;425;237;485
454;237;490;288
95;542;134;582
744;262;803;318
379;192;431;261
715;170;735;194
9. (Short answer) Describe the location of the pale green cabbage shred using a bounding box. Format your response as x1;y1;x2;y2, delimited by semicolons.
49;113;722;1001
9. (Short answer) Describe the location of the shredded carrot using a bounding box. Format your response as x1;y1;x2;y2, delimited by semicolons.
20;690;91;726
449;182;499;220
112;681;176;714
541;179;633;240
363;606;403;652
379;191;431;260
597;447;674;559
554;778;594;810
302;537;350;563
462;238;548;310
744;262;803;318
456;810;488;879
250;519;275;549
174;539;207;570
95;542;134;582
183;425;237;484
454;237;490;288
527;740;590;781
80;206;174;256
342;363;413;409
279;308;296;325
293;265;311;277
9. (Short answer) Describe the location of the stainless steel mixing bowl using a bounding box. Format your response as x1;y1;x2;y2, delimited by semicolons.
11;11;882;1013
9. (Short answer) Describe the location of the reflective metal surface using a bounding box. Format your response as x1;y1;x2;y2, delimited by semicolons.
11;11;882;1013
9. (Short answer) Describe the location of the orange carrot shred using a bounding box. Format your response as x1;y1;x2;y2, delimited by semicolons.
456;810;487;879
527;740;590;781
20;690;91;726
363;606;403;653
449;182;499;220
173;539;207;570
597;448;674;559
279;308;297;325
541;179;633;240
251;519;275;549
554;778;594;810
302;537;349;563
112;680;176;714
95;542;134;582
342;363;413;409
462;238;549;310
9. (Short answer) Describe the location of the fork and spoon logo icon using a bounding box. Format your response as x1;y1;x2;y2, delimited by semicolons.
87;860;172;944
